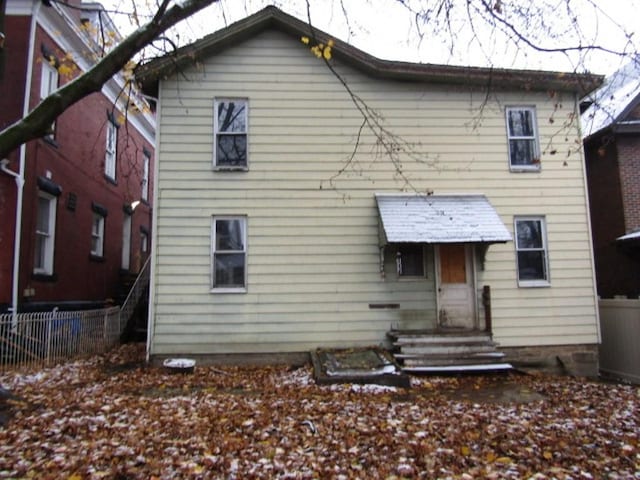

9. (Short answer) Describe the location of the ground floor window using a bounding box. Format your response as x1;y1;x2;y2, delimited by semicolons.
34;192;57;275
91;212;106;257
396;243;425;277
514;216;549;286
212;216;247;291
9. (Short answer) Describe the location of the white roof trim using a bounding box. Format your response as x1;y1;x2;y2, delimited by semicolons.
376;194;512;244
617;231;640;242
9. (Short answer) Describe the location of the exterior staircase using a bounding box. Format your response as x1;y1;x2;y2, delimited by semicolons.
119;257;151;341
387;329;512;373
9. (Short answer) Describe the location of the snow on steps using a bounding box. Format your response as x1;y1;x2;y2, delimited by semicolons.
387;329;512;373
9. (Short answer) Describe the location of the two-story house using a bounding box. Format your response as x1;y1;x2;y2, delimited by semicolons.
137;7;602;374
0;0;154;315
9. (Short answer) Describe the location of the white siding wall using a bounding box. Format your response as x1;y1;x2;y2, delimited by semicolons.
151;30;598;355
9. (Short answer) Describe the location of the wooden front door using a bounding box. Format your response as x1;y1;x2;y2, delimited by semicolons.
437;243;476;329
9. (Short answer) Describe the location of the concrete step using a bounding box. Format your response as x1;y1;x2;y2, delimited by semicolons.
398;344;497;355
395;351;506;360
401;354;507;368
402;363;513;373
392;335;493;345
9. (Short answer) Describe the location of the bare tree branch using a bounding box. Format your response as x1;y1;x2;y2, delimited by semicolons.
0;0;219;159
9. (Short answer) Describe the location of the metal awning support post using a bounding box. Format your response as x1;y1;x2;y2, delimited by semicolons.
482;285;492;336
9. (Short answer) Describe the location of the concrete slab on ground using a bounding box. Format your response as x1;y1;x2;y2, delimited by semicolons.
311;347;411;388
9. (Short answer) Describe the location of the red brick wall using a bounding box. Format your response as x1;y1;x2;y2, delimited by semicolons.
585;133;640;298
0;15;31;308
1;19;154;311
616;135;640;233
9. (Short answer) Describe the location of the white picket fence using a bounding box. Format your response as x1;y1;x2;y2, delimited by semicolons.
0;307;121;371
599;298;640;384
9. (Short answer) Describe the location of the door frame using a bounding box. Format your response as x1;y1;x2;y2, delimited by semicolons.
434;243;478;329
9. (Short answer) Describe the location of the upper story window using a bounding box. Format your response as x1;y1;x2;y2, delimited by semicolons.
212;216;247;291
40;61;58;100
396;244;425;277
40;62;59;140
515;216;549;286
105;117;118;181
34;192;57;275
506;107;540;171
214;99;248;170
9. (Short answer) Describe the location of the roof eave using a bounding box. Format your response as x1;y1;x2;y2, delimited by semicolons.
135;6;603;98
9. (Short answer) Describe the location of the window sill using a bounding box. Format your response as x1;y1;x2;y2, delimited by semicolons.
42;136;58;148
397;276;428;281
210;287;247;294
104;175;117;185
510;165;541;173
89;254;105;263
518;280;550;288
32;272;57;282
213;166;249;172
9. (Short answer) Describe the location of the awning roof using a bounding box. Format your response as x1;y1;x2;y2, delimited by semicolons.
376;194;512;244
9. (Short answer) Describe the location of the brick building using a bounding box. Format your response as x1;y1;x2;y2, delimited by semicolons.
0;0;154;313
582;58;640;298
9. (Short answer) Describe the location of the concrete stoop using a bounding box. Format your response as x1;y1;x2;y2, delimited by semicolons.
387;330;512;374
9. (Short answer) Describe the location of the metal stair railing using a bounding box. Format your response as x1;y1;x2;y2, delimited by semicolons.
119;256;151;334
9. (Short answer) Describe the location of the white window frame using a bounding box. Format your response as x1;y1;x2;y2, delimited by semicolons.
40;62;58;139
34;192;57;275
213;98;248;170
514;216;550;287
140;231;148;253
121;213;132;270
141;150;150;202
105;119;118;180
91;212;105;257
211;216;247;292
506;106;540;171
40;61;58;100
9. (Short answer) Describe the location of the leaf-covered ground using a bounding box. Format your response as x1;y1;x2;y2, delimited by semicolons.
0;344;638;479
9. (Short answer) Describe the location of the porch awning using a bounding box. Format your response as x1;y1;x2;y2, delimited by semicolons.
375;194;512;244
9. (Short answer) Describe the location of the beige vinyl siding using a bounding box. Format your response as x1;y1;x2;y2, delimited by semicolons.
151;29;598;355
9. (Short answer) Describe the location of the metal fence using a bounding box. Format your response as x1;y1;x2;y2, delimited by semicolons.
0;307;121;372
599;298;640;384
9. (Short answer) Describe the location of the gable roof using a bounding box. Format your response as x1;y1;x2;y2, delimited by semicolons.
375;194;512;244
136;6;602;98
581;57;640;139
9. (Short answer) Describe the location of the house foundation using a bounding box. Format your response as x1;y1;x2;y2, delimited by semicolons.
502;344;599;378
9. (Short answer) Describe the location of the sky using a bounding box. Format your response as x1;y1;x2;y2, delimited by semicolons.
108;0;640;76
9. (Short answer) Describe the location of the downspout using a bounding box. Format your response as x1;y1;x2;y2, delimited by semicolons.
4;0;41;329
144;94;159;363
